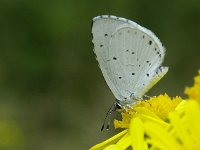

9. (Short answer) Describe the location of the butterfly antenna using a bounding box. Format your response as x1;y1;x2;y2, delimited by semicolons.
101;102;117;131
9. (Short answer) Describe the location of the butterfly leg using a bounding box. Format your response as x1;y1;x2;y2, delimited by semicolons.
144;94;151;99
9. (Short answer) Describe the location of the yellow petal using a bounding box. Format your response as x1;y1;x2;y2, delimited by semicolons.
104;144;122;150
182;100;200;149
144;121;182;150
89;130;128;150
129;117;148;150
136;107;169;128
168;112;192;149
116;132;131;149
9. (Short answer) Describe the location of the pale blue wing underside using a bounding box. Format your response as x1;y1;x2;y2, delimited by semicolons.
92;15;131;100
92;15;168;104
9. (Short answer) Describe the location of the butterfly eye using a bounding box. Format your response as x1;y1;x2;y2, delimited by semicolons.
115;103;121;109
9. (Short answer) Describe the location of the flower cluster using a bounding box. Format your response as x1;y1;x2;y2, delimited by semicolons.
90;70;200;150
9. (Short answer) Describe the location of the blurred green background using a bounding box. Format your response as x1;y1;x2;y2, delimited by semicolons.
0;0;200;149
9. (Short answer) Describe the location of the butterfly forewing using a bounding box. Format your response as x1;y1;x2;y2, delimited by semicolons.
92;16;131;100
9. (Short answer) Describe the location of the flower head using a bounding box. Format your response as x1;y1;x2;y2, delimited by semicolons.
185;70;200;103
114;94;182;130
90;70;200;150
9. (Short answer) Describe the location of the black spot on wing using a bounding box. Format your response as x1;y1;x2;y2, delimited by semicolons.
149;40;152;45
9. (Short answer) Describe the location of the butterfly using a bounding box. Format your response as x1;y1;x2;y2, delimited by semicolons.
91;15;168;130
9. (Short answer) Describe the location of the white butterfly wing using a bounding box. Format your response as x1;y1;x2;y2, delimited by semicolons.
109;24;168;100
92;16;132;100
92;15;168;103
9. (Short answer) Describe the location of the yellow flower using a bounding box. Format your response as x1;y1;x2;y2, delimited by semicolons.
90;70;200;150
114;94;182;129
185;70;200;103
